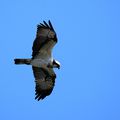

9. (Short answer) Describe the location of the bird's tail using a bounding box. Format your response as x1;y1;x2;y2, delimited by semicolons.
14;58;31;65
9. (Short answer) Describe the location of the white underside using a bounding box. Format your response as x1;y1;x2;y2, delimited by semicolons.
30;57;53;67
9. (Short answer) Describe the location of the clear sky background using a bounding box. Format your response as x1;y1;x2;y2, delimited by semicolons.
0;0;120;120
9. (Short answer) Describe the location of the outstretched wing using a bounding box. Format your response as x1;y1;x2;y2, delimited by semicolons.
32;66;56;100
32;20;57;59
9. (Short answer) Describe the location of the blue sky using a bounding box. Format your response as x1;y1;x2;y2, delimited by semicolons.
0;0;120;120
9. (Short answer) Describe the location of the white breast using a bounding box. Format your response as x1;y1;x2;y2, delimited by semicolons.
30;51;53;67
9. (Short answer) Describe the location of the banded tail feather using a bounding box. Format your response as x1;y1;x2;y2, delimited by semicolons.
14;59;31;65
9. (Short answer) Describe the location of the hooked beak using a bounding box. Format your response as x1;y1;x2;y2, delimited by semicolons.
57;65;60;69
53;59;60;69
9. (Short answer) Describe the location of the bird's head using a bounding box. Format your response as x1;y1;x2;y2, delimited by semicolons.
53;59;60;69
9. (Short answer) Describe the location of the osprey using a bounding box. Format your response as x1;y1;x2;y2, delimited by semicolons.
14;20;60;101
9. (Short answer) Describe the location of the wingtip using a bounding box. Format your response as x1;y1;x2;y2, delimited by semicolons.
43;20;49;27
35;93;46;101
48;20;51;24
48;20;55;31
37;20;55;32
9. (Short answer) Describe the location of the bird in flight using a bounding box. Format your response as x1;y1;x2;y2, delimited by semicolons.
14;20;60;101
